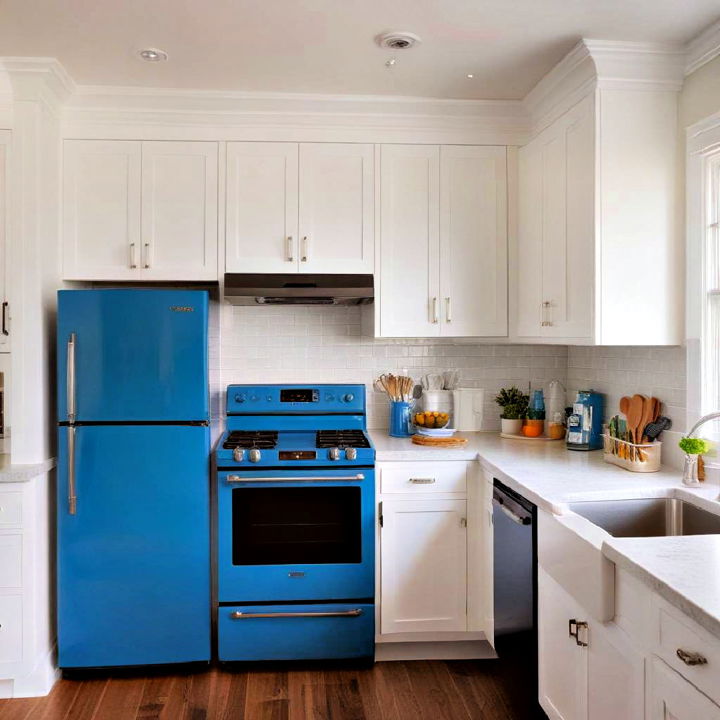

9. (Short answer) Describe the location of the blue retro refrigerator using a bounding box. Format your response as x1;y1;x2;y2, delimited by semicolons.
56;289;211;668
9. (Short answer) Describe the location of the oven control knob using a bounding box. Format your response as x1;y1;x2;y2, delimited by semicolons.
328;447;341;461
345;447;357;461
343;393;355;403
233;448;245;462
248;448;262;463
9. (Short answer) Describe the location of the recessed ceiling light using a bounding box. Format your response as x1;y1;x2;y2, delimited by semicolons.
138;48;168;62
467;73;474;79
376;31;421;50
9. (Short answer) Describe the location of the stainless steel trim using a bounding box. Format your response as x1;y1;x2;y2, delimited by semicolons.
677;648;708;666
301;236;308;262
225;474;365;483
432;297;438;323
67;333;77;423
286;236;294;262
230;609;363;619
446;297;452;323
68;426;77;515
143;242;151;269
409;477;436;484
129;242;137;269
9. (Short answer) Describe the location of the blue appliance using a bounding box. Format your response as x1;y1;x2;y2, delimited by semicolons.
216;384;375;662
56;289;211;668
566;390;604;451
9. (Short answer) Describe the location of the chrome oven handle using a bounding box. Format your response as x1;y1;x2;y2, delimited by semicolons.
67;332;76;423
493;497;531;525
230;609;363;619
67;426;77;515
225;474;365;483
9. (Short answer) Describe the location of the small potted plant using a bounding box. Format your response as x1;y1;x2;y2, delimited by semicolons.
495;386;529;435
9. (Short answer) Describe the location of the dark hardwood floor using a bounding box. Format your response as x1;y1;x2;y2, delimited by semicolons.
0;639;544;720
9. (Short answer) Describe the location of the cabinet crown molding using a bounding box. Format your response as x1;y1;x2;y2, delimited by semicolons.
1;57;75;106
523;38;686;137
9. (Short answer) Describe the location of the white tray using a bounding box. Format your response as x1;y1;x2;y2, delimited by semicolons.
500;432;564;442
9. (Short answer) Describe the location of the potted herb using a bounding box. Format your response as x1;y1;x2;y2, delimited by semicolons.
495;386;529;435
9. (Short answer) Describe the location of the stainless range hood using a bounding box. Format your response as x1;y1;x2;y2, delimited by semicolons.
224;274;374;306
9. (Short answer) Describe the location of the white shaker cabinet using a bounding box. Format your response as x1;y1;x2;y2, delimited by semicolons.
62;140;218;281
649;656;720;720
225;142;373;274
378;144;508;338
225;142;299;273
380;497;468;634
0;131;10;351
515;87;681;345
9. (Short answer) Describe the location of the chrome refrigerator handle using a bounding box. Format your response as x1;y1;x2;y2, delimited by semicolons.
68;426;77;515
67;333;76;423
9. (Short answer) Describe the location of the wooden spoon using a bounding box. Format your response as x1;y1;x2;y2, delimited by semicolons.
639;396;653;444
626;394;645;445
619;396;631;416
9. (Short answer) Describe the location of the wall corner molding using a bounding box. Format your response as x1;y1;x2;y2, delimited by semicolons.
685;18;720;76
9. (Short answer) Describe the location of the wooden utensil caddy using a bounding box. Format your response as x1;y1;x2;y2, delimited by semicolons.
602;434;661;473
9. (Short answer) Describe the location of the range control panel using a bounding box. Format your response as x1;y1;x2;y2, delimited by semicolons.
226;384;366;415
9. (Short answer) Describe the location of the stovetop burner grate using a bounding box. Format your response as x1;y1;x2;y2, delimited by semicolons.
223;431;279;450
316;430;371;449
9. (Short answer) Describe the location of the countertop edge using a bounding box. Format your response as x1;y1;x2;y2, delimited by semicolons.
0;457;57;483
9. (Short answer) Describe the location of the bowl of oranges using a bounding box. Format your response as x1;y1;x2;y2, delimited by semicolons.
413;410;451;430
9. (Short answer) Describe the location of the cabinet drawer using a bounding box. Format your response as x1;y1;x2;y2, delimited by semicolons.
380;463;467;494
218;603;374;662
0;493;22;528
658;608;720;705
0;595;22;664
0;535;22;588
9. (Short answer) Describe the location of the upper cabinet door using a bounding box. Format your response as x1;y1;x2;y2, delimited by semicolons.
141;142;218;281
298;143;374;274
225;142;299;273
439;146;507;337
379;145;440;337
63;140;142;281
0;131;10;352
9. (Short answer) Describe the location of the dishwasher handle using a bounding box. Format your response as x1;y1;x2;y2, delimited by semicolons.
493;494;533;525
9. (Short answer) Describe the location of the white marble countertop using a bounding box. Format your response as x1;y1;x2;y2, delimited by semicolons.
370;429;720;637
0;454;56;483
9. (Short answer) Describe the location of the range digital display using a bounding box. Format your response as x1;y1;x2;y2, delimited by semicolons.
280;388;319;403
279;451;317;461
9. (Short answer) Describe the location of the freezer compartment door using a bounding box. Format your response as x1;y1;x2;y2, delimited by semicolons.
57;289;209;422
57;425;210;667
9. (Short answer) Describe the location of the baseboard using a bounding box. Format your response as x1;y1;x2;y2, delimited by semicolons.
375;640;497;661
7;645;59;698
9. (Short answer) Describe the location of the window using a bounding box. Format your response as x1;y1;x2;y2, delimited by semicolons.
705;157;720;415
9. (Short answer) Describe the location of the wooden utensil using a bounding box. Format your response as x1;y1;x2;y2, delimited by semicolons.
619;396;631;416
626;394;645;445
639;396;654;444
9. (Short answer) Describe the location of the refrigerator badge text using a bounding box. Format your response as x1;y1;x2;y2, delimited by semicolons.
169;305;194;312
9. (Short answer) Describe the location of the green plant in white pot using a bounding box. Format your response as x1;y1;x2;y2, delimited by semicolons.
495;386;529;435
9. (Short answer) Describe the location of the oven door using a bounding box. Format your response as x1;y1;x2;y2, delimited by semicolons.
217;468;375;603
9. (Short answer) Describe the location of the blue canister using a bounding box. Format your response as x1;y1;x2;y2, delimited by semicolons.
389;401;413;438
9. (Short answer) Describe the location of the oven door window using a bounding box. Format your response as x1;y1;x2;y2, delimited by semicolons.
232;486;362;565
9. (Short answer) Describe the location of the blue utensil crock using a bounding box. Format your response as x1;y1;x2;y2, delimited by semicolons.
389;401;413;438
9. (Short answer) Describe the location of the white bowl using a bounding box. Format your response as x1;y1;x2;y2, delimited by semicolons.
414;427;457;437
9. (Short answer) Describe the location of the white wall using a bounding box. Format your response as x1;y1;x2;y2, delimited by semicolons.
217;303;568;430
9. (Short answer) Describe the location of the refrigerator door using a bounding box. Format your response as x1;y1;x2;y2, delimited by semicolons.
57;289;209;422
57;424;210;667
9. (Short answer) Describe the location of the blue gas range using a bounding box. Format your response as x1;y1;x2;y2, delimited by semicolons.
215;384;375;662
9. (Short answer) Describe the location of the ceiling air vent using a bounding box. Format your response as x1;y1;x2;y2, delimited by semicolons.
376;31;422;50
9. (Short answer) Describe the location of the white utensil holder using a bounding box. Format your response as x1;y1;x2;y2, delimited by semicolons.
602;434;661;473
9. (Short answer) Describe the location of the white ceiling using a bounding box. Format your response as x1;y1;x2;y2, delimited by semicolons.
0;0;718;99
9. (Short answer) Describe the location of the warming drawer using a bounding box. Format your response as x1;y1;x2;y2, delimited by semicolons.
218;603;374;661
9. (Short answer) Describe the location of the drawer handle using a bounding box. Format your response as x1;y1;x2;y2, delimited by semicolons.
676;648;708;666
409;477;436;484
230;609;363;620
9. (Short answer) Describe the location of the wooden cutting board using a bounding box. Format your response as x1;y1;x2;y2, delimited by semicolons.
411;434;468;448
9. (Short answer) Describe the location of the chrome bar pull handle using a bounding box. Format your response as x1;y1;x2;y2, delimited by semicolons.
409;477;436;484
301;236;308;262
143;242;151;269
67;333;77;423
230;609;363;620
677;648;708;666
446;297;452;323
129;242;137;269
432;297;438;324
226;474;365;483
68;426;77;515
286;236;294;262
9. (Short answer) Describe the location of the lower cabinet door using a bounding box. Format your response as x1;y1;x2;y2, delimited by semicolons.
538;568;588;720
218;603;374;661
649;656;720;720
380;498;467;634
587;621;645;720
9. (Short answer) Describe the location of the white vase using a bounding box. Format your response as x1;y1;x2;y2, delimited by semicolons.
501;418;523;435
